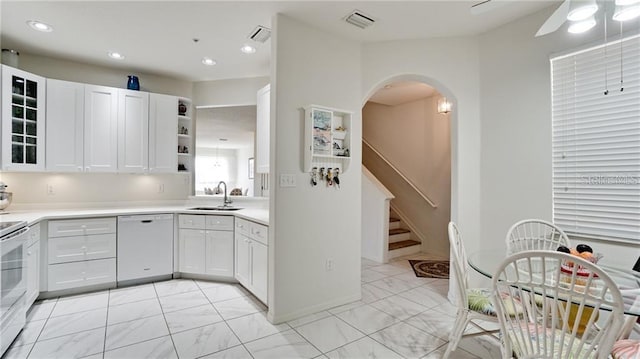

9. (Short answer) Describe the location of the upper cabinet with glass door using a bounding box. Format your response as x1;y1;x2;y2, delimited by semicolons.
1;66;46;171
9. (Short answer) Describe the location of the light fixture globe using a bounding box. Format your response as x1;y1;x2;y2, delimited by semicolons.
567;0;599;21
437;97;452;114
27;20;53;32
613;4;640;21
568;17;597;33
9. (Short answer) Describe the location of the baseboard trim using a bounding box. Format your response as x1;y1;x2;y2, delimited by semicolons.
267;293;361;324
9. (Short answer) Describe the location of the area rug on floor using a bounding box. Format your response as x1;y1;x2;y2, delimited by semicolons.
408;260;450;279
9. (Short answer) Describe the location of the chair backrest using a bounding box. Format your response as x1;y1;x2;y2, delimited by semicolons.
448;222;469;309
492;250;624;359
506;219;570;255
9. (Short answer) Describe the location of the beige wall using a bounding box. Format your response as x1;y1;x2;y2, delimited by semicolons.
363;97;451;257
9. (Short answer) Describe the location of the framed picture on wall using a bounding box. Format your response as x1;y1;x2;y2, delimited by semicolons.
248;158;255;179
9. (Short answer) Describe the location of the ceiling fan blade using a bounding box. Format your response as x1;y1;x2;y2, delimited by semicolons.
536;0;571;37
470;0;509;15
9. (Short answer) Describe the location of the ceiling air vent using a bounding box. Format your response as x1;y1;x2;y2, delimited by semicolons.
248;25;271;43
344;10;375;29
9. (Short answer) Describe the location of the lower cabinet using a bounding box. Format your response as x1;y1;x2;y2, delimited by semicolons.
178;229;206;273
26;222;41;305
234;218;268;304
47;217;117;291
48;258;116;291
178;215;234;277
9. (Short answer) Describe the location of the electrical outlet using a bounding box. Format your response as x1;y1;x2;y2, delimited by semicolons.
158;184;165;193
325;258;334;271
47;184;55;195
279;174;297;188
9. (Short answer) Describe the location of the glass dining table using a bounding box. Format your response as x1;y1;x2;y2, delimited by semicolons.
468;250;640;317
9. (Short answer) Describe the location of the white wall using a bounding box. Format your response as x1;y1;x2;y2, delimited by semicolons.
362;37;482;255
478;6;639;267
1;172;190;207
18;53;192;97
193;76;270;107
363;96;451;256
268;14;362;323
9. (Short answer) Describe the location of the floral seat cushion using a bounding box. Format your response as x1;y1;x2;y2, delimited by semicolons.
612;339;640;359
467;288;523;316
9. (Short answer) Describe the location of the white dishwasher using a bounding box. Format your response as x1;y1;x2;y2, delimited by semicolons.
117;214;174;282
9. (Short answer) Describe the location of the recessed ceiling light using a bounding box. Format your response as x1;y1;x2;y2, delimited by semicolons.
108;52;125;60
202;57;216;66
568;17;597;33
27;20;53;32
240;45;256;54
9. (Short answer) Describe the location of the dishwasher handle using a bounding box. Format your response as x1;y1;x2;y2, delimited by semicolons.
141;220;153;224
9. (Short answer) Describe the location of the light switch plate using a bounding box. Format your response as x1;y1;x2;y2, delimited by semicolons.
279;174;297;188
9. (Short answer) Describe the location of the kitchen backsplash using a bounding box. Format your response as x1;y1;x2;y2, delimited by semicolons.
0;172;191;205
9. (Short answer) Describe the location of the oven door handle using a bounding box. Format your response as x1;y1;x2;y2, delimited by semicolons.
1;227;29;242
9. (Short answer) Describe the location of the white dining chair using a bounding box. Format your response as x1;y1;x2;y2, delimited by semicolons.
444;222;509;359
492;250;625;359
505;219;570;255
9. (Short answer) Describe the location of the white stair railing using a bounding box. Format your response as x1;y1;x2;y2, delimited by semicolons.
362;139;437;208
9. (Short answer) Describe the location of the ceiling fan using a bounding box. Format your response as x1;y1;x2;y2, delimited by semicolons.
471;0;640;36
536;0;640;36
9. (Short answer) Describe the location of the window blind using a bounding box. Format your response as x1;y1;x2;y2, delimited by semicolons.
551;35;640;242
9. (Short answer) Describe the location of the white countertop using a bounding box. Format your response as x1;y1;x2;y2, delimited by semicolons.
0;205;269;226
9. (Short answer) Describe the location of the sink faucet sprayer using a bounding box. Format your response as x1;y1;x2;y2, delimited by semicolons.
217;181;232;206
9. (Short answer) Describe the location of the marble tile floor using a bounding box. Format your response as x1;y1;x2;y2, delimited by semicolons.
4;253;502;359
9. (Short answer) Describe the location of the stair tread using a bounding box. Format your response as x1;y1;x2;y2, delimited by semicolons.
389;228;410;235
389;240;421;251
389;217;400;222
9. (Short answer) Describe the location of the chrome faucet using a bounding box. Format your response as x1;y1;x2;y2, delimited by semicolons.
217;181;232;206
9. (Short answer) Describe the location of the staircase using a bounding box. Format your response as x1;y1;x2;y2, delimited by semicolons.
388;214;421;259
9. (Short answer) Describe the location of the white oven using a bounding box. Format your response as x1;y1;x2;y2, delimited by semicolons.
0;223;28;356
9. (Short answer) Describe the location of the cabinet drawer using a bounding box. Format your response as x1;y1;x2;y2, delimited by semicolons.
28;222;41;247
48;258;116;291
48;217;116;238
179;215;206;229
206;215;233;231
235;218;250;237
249;222;268;246
48;233;116;264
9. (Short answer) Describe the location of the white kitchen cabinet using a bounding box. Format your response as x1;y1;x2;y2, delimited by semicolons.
48;258;116;292
47;218;116;291
26;222;41;306
179;228;206;274
250;240;268;303
256;84;270;173
1;65;46;171
118;89;149;173
205;231;234;277
234;218;268;304
46;79;85;171
84;85;118;172
149;93;177;173
178;215;234;277
234;232;251;285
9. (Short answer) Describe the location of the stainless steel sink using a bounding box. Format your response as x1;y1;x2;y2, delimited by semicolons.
188;206;242;211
